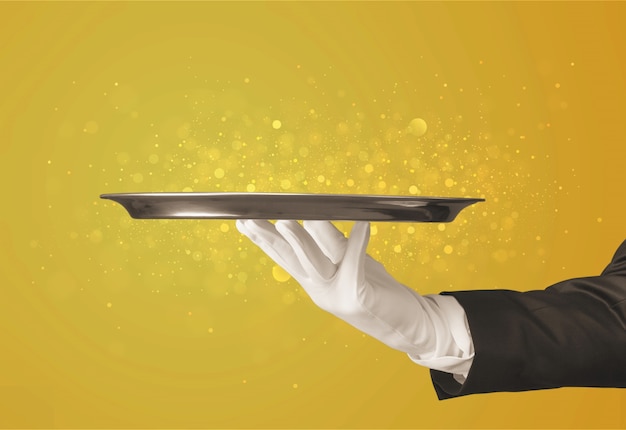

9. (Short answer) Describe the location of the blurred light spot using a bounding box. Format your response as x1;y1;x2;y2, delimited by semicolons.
177;123;190;138
83;120;99;134
214;168;225;179
116;152;130;165
272;120;282;129
272;265;291;282
282;291;295;305
492;249;508;263
444;245;453;254
408;118;427;137
132;173;143;183
89;229;103;244
220;223;230;233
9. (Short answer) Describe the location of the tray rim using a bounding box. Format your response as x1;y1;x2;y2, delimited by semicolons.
100;192;485;202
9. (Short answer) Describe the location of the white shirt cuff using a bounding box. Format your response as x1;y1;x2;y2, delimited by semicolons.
407;294;475;383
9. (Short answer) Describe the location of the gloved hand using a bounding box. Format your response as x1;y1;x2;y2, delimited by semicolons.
236;220;474;376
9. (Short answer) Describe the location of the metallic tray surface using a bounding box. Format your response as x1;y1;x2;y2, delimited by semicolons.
100;192;484;222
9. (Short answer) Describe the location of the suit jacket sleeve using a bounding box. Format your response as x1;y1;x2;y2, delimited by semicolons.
431;240;626;399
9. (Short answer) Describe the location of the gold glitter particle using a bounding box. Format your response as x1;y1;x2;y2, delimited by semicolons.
272;120;282;130
106;302;112;308
292;383;298;389
597;217;603;223
409;185;419;195
407;226;415;234
444;245;453;255
444;178;454;187
132;173;143;183
246;183;256;192
220;223;230;233
346;179;355;187
394;245;402;253
281;179;291;190
438;224;446;231
272;265;291;282
214;168;225;179
208;328;214;333
364;164;374;173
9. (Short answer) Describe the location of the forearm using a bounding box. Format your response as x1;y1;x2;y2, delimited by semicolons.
432;278;626;399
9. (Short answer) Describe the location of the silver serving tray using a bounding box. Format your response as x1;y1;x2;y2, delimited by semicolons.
100;192;484;222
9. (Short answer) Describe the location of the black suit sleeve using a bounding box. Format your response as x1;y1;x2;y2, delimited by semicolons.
431;240;626;399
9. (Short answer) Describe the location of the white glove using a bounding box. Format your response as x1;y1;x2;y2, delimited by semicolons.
236;220;474;378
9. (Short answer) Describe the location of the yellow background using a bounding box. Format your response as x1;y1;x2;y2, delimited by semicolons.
1;1;625;428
